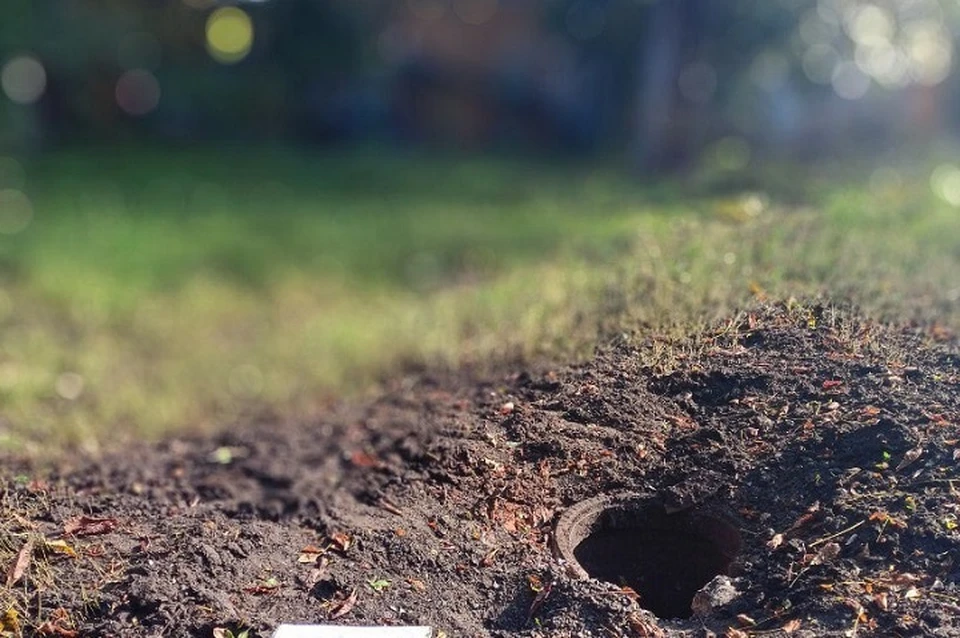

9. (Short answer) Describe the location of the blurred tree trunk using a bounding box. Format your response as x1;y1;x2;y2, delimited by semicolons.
634;0;685;172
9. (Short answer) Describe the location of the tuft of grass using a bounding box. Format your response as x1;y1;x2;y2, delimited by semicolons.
0;148;958;456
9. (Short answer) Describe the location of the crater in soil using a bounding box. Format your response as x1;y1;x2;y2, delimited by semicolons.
555;495;741;619
3;302;960;638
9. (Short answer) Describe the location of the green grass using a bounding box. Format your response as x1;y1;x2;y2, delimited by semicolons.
0;147;958;455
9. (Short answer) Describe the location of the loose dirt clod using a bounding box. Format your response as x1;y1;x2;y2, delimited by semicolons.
2;301;959;637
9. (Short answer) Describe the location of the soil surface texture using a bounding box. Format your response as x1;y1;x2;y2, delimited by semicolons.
3;302;960;638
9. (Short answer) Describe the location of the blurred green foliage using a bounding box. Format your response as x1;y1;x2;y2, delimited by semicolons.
1;149;958;455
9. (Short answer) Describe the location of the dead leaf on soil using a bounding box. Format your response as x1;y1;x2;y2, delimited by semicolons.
329;532;351;552
328;588;358;620
5;538;34;587
348;451;382;469
782;618;802;633
787;501;821;532
297;545;325;563
42;539;78;558
63;516;118;537
35;608;78;637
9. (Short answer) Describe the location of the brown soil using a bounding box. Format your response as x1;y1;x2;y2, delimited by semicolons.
3;302;960;637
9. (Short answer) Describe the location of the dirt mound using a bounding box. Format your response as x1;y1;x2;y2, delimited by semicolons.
3;302;960;637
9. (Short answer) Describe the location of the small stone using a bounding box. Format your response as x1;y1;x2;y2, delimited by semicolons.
690;575;740;617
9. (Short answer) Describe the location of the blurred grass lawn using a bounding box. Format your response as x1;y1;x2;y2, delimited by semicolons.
0;148;958;455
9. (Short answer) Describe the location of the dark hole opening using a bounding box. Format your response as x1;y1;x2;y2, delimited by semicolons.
572;507;740;619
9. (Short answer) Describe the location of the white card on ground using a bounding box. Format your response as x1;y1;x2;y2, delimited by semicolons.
273;625;433;638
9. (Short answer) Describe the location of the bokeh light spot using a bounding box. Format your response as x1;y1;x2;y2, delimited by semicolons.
206;7;254;64
831;61;870;99
848;5;894;47
116;69;161;116
0;189;33;234
56;372;85;401
931;164;960;207
799;10;838;46
904;22;952;86
802;43;840;84
1;55;47;105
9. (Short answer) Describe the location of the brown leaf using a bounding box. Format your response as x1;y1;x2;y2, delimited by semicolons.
35;608;77;637
297;546;325;564
5;538;34;587
329;588;358;620
782;618;802;633
36;621;79;637
822;379;844;390
329;532;351;552
63;516;118;537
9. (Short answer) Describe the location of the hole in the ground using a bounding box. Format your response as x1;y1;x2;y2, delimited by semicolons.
555;495;741;619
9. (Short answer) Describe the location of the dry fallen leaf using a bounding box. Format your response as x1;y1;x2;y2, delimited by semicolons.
329;532;351;552
42;539;77;558
782;618;802;633
329;588;358;620
5;538;34;588
35;608;78;637
297;545;325;564
63;516;118;537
